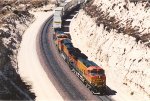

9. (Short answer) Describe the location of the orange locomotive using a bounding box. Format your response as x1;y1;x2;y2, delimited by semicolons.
54;31;106;94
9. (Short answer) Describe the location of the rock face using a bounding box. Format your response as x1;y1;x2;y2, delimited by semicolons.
0;0;55;100
69;2;150;101
0;1;47;100
0;13;35;100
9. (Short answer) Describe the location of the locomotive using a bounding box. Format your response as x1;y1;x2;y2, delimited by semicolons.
53;0;106;94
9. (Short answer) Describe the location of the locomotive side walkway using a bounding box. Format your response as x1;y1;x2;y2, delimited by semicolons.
17;12;63;101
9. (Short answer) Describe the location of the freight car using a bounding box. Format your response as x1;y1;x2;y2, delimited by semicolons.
53;0;85;30
53;7;63;30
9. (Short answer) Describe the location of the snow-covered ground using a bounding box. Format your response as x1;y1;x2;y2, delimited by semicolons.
17;11;63;101
93;0;150;35
31;3;54;12
70;9;150;101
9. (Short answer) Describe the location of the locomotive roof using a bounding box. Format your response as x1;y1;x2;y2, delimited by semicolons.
62;39;72;44
56;31;64;34
68;48;88;59
65;44;73;49
62;39;88;59
71;51;87;59
79;58;98;67
87;66;104;71
62;39;73;49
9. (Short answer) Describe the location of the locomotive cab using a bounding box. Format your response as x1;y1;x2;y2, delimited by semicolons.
87;66;106;93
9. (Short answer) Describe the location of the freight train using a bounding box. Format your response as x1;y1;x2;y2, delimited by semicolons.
53;0;106;94
53;0;85;30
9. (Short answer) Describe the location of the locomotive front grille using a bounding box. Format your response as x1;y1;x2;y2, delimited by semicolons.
95;78;105;87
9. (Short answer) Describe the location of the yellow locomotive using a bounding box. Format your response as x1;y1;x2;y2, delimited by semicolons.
53;31;106;94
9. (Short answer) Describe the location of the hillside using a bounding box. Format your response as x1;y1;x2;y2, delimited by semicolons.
0;0;54;100
70;0;150;101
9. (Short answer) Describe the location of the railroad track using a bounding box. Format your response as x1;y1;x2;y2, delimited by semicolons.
61;6;113;101
37;5;113;101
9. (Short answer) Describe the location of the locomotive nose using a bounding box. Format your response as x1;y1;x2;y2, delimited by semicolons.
92;75;106;87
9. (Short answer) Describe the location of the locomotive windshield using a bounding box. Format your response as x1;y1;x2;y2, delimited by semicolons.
90;69;97;76
97;70;105;75
90;69;105;76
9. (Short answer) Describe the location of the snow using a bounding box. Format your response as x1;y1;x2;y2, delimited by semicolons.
70;10;150;101
31;3;54;12
93;0;150;34
17;11;63;101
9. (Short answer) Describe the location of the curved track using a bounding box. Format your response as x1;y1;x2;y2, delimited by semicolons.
37;6;113;101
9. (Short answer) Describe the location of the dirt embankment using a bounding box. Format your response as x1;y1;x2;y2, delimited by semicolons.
84;0;150;47
70;0;150;101
0;0;54;100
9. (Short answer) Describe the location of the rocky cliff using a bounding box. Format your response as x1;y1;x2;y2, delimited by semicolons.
69;0;150;100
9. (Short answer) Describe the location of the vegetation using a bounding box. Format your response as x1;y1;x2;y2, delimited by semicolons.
83;1;150;47
0;0;54;100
